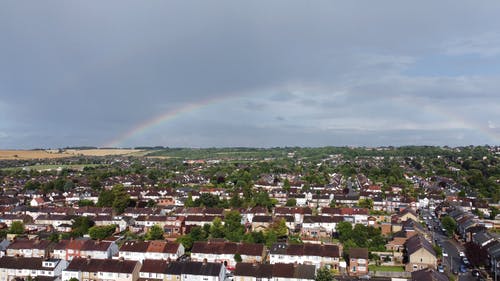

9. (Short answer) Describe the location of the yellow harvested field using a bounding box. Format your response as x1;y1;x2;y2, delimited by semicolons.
0;150;70;160
0;149;143;160
65;149;142;156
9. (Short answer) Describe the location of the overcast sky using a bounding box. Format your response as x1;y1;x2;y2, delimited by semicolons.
1;1;500;148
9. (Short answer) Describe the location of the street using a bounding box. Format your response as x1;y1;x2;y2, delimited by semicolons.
423;208;478;281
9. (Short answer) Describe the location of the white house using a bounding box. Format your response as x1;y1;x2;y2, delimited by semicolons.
0;256;68;281
118;240;184;262
269;242;341;270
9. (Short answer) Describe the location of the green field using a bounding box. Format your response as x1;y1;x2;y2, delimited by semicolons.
368;265;405;272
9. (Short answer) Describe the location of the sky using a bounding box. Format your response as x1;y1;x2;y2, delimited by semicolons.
1;1;500;149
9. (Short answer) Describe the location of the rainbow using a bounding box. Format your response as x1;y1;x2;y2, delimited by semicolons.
104;94;500;148
392;96;500;144
103;95;230;147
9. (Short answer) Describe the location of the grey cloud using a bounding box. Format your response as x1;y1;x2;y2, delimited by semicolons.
1;1;500;147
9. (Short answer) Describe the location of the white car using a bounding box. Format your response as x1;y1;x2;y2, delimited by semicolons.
459;251;465;257
442;251;448;257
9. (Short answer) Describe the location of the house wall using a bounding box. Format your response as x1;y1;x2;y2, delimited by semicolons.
406;248;437;272
62;269;82;281
349;258;368;276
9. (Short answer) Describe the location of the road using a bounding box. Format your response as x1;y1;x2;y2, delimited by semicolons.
423;208;478;281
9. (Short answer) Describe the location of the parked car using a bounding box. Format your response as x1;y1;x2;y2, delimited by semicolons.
459;251;465;257
471;269;480;277
437;264;445;273
459;264;468;273
462;257;470;266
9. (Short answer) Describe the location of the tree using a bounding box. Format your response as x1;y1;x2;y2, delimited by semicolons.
335;221;352;242
185;193;195;208
69;278;79;281
285;198;297;206
329;199;336;208
315;266;335;281
358;199;373;209
49;233;60;242
145;225;164;240
63;180;75;191
229;192;243;208
9;221;25;234
78;199;95;207
196;193;220;208
71;216;95;237
96;190;114;207
146;199;157;208
283;178;291;193
88;225;116;240
223;211;245;242
234;253;242;263
177;226;208;250
441;216;457;238
90;179;102;190
242;231;266;244
351;224;368;247
465;242;488;267
210;217;225;238
112;184;130;214
268;218;288;238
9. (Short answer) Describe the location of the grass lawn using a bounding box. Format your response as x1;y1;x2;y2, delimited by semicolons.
368;265;405;272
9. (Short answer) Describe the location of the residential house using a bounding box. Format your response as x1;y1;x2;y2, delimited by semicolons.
138;259;170;281
135;215;170;230
163;216;185;236
169;261;225;281
251;216;273;232
404;234;437;272
118;240;184;262
34;214;73;228
0;214;32;227
269;242;341;270
274;207;312;224
233;263;273;281
30;197;51;207
457;216;478;240
301;215;343;238
393;208;419;224
53;239;118;260
411;268;448;281
0;256;68;281
62;257;141;281
321;207;369;225
348;248;368;276
6;238;53;258
80;239;119;260
191;241;265;269
234;263;315;281
485;240;500;278
184;216;221;227
241;207;268;226
0;240;10;258
94;215;133;232
472;231;496;248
